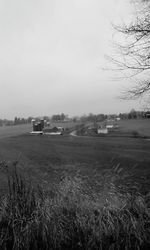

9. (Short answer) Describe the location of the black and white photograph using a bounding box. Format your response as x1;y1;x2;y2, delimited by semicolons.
0;0;150;249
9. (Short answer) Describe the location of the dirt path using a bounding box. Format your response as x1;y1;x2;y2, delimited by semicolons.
70;130;77;136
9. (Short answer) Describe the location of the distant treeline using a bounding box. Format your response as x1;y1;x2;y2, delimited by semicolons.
0;117;33;126
75;110;150;122
119;110;150;120
0;110;150;126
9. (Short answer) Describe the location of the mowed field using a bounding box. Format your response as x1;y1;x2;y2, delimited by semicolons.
0;119;150;195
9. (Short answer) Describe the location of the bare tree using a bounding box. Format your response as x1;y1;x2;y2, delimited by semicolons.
110;0;150;100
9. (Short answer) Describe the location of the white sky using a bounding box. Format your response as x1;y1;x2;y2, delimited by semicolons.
0;0;141;119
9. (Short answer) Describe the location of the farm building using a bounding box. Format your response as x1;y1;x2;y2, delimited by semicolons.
97;128;108;134
30;119;64;135
86;123;109;135
106;119;119;129
106;124;114;129
96;121;108;134
30;119;44;134
43;127;64;135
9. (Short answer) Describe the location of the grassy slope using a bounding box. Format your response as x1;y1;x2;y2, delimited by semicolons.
118;119;150;137
0;132;150;194
0;124;31;139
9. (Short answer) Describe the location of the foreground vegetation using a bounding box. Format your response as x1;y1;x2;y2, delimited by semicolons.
0;162;150;250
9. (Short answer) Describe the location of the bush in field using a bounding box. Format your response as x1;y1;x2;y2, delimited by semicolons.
131;130;140;138
0;162;150;250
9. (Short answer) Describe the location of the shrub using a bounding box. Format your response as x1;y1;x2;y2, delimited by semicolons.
131;130;140;138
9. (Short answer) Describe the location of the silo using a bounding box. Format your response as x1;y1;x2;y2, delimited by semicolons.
34;124;38;131
40;119;44;130
31;119;36;131
46;122;50;127
37;122;42;131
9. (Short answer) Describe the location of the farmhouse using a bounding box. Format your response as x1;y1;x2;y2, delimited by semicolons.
106;119;119;130
96;122;108;134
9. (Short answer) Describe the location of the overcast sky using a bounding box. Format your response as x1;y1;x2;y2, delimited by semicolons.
0;0;141;119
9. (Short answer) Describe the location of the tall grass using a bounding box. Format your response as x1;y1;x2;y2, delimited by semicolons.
0;161;149;250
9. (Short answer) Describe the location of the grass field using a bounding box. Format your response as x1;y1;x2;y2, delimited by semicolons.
117;119;150;137
0;124;31;139
0;120;150;249
0;120;150;195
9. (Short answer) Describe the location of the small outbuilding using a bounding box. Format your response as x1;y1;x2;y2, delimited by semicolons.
43;126;64;135
97;128;108;134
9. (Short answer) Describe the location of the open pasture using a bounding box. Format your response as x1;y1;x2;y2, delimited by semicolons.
98;119;150;138
0;124;32;139
0;130;150;195
117;118;150;137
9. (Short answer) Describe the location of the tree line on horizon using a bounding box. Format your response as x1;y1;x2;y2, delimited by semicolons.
0;109;150;127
